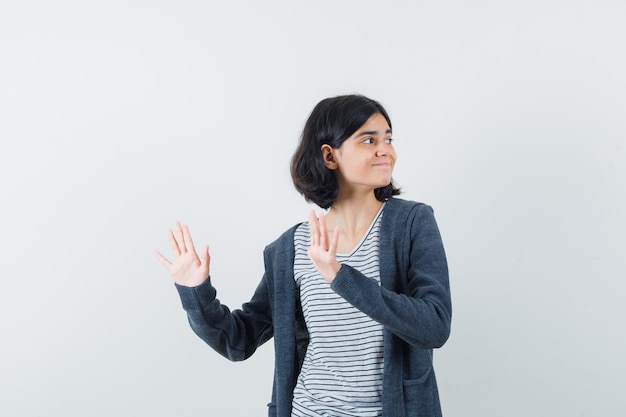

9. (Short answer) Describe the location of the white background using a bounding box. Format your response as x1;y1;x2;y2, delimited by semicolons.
1;1;625;416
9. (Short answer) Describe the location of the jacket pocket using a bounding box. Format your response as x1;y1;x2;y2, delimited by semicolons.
402;367;437;417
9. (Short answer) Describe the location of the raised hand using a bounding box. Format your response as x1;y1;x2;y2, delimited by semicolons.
307;210;342;283
155;221;210;287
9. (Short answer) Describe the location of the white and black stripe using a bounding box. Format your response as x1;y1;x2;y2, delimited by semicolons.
291;205;385;417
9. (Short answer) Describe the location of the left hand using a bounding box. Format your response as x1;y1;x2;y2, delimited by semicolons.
307;210;342;283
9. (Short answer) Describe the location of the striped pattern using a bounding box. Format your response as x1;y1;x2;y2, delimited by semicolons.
291;205;385;417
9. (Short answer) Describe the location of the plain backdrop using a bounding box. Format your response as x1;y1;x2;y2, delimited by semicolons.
1;1;625;416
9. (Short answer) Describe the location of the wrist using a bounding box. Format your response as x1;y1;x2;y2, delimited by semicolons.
323;263;342;283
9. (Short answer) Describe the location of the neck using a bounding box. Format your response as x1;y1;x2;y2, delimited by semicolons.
326;192;384;239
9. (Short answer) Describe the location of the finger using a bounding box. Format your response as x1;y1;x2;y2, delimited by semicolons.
328;227;340;256
308;210;319;246
175;221;186;253
319;213;328;250
167;228;181;256
155;250;172;268
201;245;210;271
182;225;198;259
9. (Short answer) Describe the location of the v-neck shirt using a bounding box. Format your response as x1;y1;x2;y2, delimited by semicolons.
291;204;385;417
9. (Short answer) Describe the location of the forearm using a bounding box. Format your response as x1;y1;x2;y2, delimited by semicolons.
176;277;274;361
331;265;451;348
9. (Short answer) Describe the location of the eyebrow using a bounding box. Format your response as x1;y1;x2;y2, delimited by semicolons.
357;129;392;137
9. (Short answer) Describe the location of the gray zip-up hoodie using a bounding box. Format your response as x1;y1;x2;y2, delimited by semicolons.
176;198;452;416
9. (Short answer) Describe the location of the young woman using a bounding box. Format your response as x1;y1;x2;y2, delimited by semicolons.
156;95;452;417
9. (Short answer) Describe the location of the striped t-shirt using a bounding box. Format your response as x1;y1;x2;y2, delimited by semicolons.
291;205;385;417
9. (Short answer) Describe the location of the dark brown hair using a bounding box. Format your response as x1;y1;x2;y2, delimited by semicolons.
291;94;400;209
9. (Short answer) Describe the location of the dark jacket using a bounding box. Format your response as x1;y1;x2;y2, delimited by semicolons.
176;198;452;416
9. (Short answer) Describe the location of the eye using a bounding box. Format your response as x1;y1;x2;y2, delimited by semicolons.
362;137;374;144
385;137;393;144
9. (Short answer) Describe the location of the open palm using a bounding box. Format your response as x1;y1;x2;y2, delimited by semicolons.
307;210;341;283
155;221;210;287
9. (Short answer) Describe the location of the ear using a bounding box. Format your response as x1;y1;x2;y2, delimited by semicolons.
321;144;338;170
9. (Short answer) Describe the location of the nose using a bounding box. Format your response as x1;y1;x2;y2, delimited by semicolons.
376;143;391;157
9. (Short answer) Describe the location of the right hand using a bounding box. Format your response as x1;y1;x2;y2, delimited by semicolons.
307;210;341;283
155;221;210;287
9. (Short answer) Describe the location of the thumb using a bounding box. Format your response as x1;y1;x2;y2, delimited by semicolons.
201;245;211;269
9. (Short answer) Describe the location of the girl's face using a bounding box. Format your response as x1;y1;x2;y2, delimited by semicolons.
323;112;396;195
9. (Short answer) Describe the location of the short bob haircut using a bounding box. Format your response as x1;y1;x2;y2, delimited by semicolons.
291;94;401;209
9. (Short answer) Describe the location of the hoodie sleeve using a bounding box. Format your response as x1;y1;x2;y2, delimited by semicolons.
175;273;274;361
330;203;451;349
